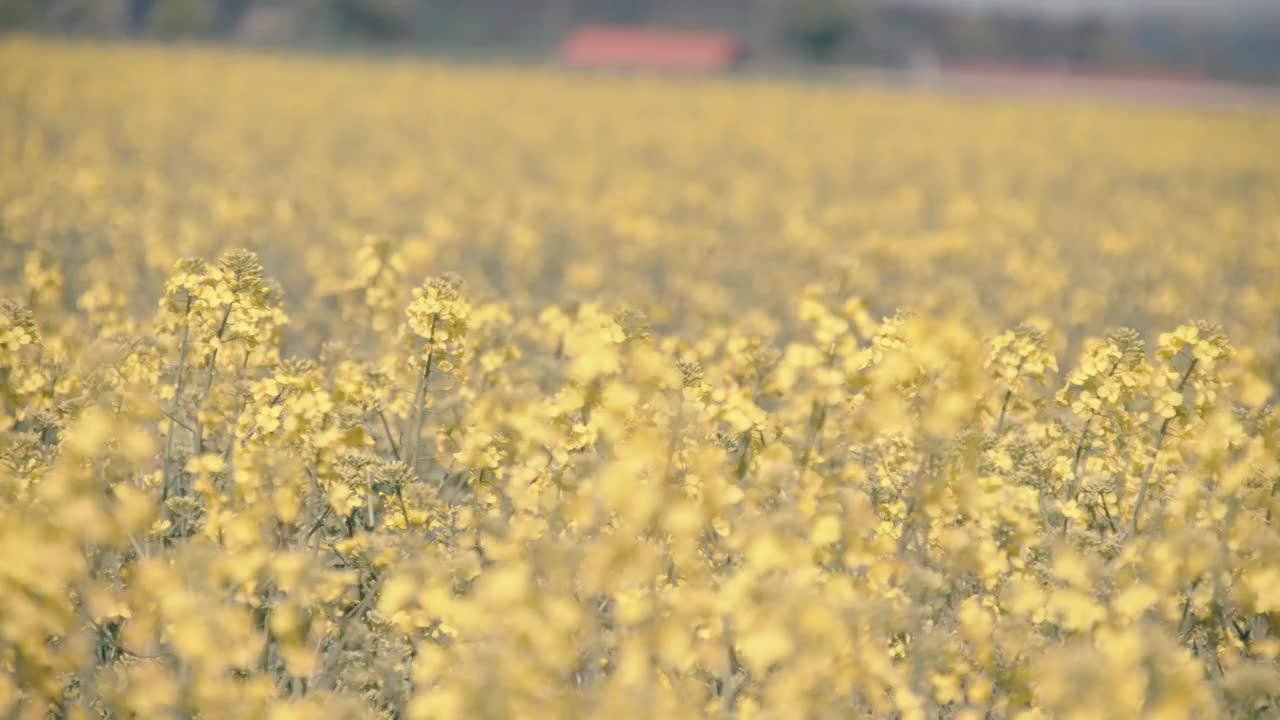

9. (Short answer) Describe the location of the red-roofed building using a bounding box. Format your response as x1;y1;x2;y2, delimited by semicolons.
558;25;745;73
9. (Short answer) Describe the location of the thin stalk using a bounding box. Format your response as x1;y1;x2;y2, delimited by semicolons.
797;400;826;478
402;316;437;473
163;410;194;432
472;468;488;564
1130;357;1198;538
994;356;1025;437
797;343;838;484
304;506;332;542
1061;358;1123;534
378;409;401;461
1178;583;1199;644
895;456;933;559
720;614;739;716
1264;474;1279;523
161;296;193;504
192;303;234;459
395;478;412;530
1097;489;1118;534
0;367;10;417
994;389;1013;437
734;429;754;481
1059;417;1094;534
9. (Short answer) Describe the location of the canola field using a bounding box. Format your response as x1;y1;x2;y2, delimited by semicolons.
3;37;1280;719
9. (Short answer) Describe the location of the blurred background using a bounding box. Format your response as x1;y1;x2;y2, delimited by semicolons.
2;0;1279;85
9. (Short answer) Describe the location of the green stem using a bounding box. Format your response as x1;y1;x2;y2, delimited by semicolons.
797;342;838;484
395;478;412;530
994;356;1025;437
1130;357;1198;538
378;409;401;461
161;296;193;505
192;303;234;460
720;614;739;716
994;389;1013;437
402;316;437;474
1062;357;1123;534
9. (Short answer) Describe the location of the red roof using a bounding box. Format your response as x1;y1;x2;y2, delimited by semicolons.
558;25;744;73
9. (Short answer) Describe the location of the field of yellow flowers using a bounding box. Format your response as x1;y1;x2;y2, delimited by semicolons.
2;36;1280;719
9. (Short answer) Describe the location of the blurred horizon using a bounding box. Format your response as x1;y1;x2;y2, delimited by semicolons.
885;0;1280;20
2;0;1278;83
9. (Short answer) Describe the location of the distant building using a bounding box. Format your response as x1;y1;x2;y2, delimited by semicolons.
558;26;745;73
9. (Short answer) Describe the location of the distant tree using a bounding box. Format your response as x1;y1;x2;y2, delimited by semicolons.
0;0;38;29
331;0;417;41
128;0;153;33
0;0;130;33
949;14;1003;60
214;0;254;33
779;0;865;63
149;0;214;37
71;0;132;31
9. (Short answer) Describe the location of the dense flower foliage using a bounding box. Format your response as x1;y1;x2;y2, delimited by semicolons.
2;37;1280;719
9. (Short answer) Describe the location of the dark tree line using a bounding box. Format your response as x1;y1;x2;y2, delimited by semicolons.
3;0;1278;83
